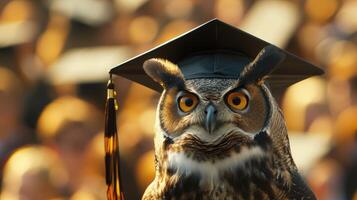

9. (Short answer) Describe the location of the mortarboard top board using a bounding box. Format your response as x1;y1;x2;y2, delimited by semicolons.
109;18;323;94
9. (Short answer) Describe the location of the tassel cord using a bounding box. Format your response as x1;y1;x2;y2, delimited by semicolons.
105;77;125;200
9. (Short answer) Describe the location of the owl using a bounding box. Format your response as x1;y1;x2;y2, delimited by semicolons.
140;46;317;200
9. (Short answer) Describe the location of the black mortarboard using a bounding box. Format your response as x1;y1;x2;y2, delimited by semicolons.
103;19;323;200
109;19;323;93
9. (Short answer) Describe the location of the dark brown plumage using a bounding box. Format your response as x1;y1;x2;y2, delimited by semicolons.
141;52;316;200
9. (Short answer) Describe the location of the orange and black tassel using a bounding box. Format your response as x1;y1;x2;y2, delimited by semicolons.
104;75;125;200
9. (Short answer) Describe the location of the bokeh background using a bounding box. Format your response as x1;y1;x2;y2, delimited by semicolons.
0;0;356;199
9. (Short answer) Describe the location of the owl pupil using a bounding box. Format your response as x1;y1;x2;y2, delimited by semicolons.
185;98;193;107
232;97;241;105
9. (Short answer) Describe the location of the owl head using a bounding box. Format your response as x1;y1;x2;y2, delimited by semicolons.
143;46;292;166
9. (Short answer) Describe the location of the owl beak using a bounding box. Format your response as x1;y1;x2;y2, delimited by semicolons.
205;104;217;134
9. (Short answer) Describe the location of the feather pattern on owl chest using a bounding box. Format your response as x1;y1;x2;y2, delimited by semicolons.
143;129;292;200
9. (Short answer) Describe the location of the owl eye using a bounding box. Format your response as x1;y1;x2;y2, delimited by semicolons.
226;91;248;111
177;93;198;113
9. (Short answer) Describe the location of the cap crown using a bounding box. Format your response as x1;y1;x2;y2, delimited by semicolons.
110;19;323;93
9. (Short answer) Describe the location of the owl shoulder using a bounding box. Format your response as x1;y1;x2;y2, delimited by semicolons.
287;170;317;200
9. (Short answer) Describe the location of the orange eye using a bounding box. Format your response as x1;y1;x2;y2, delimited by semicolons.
178;93;198;113
226;91;248;110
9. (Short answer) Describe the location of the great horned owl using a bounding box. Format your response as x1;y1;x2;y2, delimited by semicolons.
107;19;322;200
140;46;316;200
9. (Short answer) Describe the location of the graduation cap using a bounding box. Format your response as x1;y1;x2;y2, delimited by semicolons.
110;19;323;92
103;19;323;200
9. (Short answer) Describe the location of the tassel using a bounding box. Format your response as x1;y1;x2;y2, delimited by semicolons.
104;75;125;200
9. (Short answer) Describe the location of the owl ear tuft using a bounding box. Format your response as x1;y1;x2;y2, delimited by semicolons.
240;45;286;85
143;58;185;89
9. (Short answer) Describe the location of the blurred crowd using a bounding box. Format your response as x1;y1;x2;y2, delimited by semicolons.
0;0;356;199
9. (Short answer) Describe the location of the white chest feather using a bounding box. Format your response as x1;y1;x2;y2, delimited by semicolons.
167;146;265;187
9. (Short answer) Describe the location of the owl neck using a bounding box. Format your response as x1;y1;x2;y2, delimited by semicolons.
259;84;297;171
150;136;295;199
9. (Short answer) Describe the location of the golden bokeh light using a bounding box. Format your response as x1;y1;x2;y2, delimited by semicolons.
327;40;357;80
0;67;22;96
334;106;357;147
305;0;339;23
135;150;155;191
129;16;159;44
70;190;96;200
1;146;67;200
36;15;70;66
138;108;156;137
37;96;101;142
239;0;299;47
283;77;326;132
155;20;196;45
307;115;333;136
85;133;105;177
165;0;193;19
307;158;340;200
335;0;357;34
0;0;34;23
297;22;323;56
214;0;244;25
327;77;352;116
118;83;157;152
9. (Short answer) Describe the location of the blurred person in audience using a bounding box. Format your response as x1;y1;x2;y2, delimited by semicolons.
0;145;66;200
334;105;357;200
68;131;142;200
68;133;108;200
114;82;157;199
0;67;35;189
350;77;357;105
308;75;357;200
36;96;103;197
